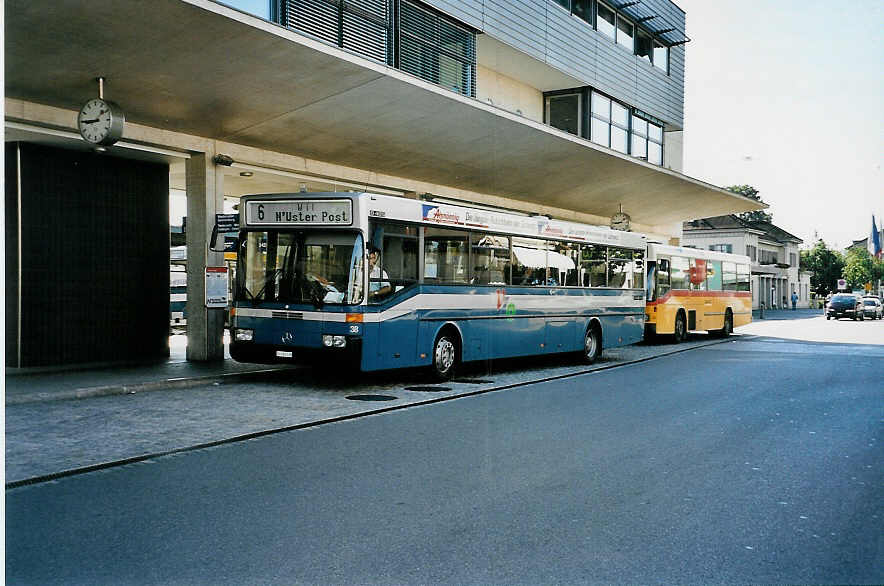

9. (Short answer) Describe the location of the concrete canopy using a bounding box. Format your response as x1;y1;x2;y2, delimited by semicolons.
5;0;764;228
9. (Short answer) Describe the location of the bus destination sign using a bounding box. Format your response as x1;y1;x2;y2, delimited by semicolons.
246;200;352;226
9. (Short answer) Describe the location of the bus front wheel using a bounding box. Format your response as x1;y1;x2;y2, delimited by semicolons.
431;332;459;381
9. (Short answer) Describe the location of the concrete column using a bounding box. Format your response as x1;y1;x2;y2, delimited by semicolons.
185;150;226;361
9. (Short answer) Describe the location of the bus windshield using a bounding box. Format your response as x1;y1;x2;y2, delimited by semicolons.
237;231;364;306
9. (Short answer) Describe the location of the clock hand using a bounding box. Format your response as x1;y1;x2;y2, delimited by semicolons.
81;118;101;124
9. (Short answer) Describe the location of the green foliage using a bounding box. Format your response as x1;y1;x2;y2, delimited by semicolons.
800;240;844;294
725;185;773;223
843;247;879;290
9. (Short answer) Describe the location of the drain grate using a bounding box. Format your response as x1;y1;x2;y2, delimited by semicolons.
404;386;452;393
453;379;494;384
346;394;398;401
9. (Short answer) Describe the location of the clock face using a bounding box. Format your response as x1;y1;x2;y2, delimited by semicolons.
78;98;124;145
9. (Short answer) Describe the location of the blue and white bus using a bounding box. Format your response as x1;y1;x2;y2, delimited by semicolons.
230;192;647;379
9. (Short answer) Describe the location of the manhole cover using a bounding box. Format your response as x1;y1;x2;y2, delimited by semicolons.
404;386;452;392
453;379;494;384
346;394;398;401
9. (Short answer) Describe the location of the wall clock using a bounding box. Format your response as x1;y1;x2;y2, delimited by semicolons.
77;97;125;146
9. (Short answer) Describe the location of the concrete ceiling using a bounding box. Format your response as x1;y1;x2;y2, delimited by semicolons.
4;0;764;227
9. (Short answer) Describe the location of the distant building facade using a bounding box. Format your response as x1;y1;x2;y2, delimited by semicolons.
682;215;811;309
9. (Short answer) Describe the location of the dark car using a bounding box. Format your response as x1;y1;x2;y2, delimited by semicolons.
861;297;883;320
826;294;864;320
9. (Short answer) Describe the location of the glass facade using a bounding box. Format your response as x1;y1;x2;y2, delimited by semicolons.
545;87;666;166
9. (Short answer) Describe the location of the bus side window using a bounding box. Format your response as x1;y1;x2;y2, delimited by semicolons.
737;264;750;291
706;260;722;291
632;250;644;290
424;227;468;284
608;247;631;289
512;237;547;286
722;261;737;291
689;258;707;291
470;233;510;285
657;258;671;297
370;221;419;299
581;245;607;287
556;243;580;286
669;256;688;290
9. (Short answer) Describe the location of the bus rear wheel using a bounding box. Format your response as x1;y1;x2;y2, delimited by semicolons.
431;332;459;381
713;309;733;337
581;325;601;364
673;311;687;343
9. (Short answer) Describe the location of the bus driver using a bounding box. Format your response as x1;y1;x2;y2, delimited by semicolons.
368;245;392;301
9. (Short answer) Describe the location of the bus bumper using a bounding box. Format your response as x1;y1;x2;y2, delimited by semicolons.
230;338;362;366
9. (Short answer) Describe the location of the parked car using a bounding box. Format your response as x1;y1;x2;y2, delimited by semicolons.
826;294;864;320
861;297;883;320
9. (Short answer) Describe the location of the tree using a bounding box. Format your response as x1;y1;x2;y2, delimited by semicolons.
800;240;844;295
843;247;876;291
725;185;773;223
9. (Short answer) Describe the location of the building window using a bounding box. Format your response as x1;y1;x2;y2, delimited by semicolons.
790;253;797;267
544;87;664;165
760;250;778;265
616;15;634;52
572;0;591;24
546;93;582;136
653;41;669;73
399;0;476;97
709;244;733;253
746;245;757;261
277;0;391;64
636;30;653;63
596;2;616;39
544;0;670;75
630;114;663;165
276;0;476;96
590;91;628;154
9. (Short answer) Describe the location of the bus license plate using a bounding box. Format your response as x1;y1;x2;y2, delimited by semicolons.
276;350;293;358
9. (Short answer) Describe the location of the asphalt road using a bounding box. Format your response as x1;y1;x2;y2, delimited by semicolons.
7;332;884;584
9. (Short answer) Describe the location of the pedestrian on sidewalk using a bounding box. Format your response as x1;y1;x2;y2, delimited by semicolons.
791;291;798;310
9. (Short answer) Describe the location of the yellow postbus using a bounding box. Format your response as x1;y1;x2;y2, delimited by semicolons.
645;243;752;341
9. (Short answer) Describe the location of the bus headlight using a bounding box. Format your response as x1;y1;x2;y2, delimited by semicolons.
234;329;254;342
322;335;347;348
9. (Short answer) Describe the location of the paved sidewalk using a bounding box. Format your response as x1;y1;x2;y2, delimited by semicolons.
751;307;824;320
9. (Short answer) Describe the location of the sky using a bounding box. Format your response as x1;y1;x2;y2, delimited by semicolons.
213;0;881;250
675;0;883;250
